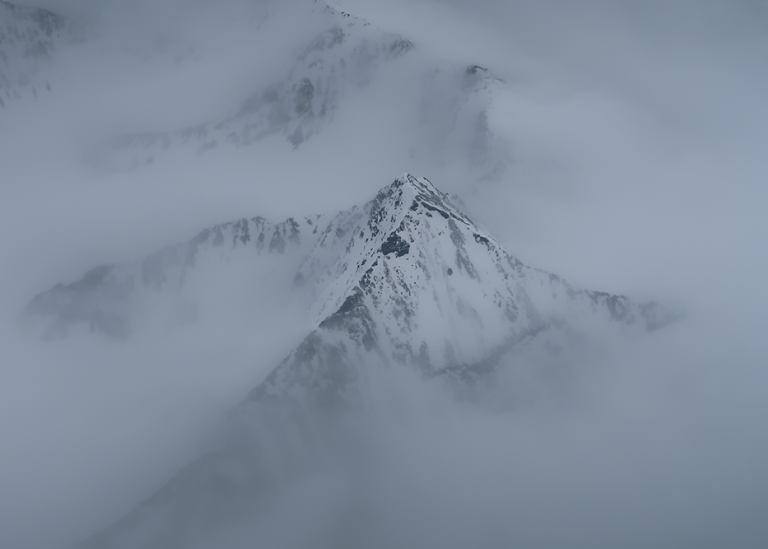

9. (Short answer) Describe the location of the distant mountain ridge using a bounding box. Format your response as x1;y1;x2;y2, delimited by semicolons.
1;0;511;185
85;0;509;184
90;3;413;170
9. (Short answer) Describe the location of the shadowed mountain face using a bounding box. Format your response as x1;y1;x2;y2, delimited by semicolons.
26;175;673;549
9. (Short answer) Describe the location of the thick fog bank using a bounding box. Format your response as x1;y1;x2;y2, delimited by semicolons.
1;0;767;548
3;312;767;548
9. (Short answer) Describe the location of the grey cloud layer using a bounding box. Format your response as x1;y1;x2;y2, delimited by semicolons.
1;1;766;548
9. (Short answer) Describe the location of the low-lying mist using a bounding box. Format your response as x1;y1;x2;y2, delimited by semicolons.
1;0;767;548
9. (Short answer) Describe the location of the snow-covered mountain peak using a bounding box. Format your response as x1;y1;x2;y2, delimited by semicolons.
24;173;669;357
23;172;672;405
31;173;676;547
282;174;670;384
299;174;471;320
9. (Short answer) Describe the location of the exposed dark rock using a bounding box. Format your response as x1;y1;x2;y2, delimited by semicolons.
587;291;632;323
294;77;315;116
380;232;410;257
473;233;490;246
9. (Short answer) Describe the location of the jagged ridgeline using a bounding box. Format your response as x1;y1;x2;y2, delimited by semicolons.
24;214;320;339
26;174;670;369
54;175;673;549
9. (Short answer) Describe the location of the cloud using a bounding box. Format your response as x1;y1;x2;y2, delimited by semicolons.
1;0;767;548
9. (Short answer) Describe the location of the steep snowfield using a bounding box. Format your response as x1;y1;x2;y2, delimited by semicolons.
247;174;668;405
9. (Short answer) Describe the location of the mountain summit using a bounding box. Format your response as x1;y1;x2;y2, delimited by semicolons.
249;174;667;406
27;173;669;403
31;174;672;548
51;174;672;549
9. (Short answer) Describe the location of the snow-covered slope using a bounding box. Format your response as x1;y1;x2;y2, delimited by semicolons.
249;174;667;405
